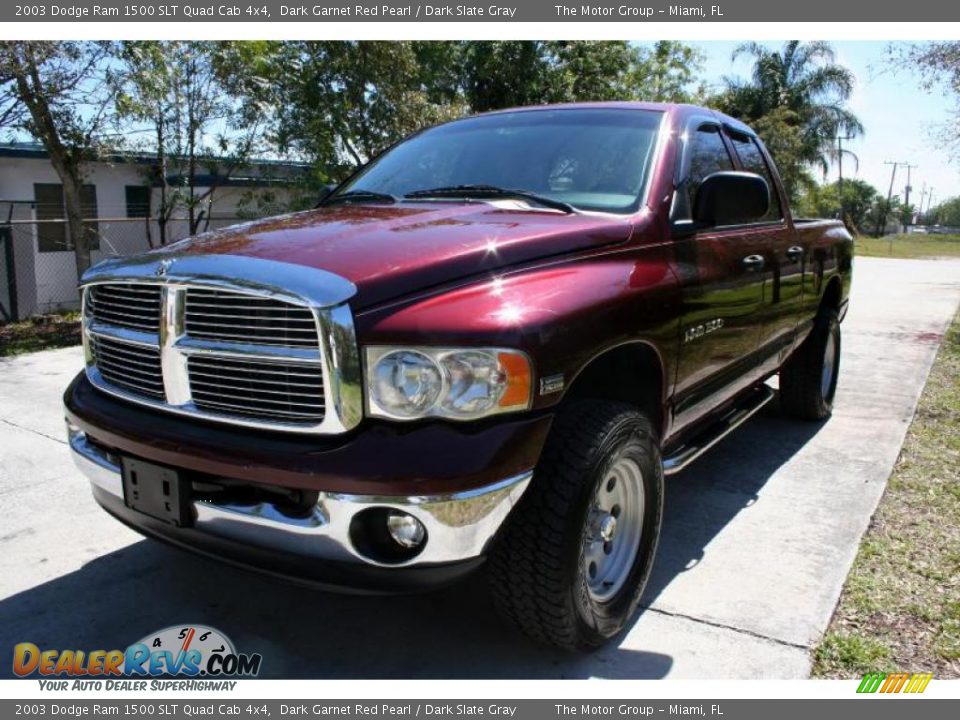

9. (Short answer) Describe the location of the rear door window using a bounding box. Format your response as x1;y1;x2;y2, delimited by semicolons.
729;132;783;222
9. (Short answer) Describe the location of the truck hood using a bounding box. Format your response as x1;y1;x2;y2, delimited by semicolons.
163;203;634;308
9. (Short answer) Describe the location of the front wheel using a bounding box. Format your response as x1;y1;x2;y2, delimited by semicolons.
487;400;664;650
780;309;841;420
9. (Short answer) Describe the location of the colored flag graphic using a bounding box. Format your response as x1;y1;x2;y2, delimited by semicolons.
857;672;933;694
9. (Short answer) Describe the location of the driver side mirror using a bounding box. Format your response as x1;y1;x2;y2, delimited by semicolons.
693;171;770;227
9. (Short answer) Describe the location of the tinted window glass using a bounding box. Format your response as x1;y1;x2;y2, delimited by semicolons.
341;109;663;213
125;185;151;218
729;133;782;221
676;126;735;221
34;183;100;252
34;183;67;252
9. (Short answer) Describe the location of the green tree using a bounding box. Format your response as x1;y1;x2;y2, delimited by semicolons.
261;41;705;183
796;178;880;233
929;196;960;225
630;41;706;103
456;41;705;111
0;41;116;275
899;203;917;227
717;41;863;202
748;107;817;204
868;195;901;236
264;41;462;184
114;41;270;241
896;42;960;159
456;41;640;112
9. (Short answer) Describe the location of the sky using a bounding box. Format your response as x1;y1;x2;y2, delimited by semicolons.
691;41;959;208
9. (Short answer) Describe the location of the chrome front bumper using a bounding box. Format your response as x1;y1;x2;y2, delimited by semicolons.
69;427;532;570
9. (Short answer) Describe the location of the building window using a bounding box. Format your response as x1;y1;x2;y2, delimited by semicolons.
34;183;100;253
125;185;151;218
34;183;67;252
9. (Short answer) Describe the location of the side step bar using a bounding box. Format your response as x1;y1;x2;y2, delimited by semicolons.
662;386;775;476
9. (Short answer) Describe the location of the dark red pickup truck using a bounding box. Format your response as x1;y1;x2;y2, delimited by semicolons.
65;102;852;649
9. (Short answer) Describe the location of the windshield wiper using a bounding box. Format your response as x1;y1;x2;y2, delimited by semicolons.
404;184;576;214
324;189;400;206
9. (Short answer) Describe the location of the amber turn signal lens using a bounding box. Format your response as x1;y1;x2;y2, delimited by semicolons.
498;351;532;408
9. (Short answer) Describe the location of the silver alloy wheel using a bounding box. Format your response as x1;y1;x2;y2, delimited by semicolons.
583;456;645;602
821;331;837;399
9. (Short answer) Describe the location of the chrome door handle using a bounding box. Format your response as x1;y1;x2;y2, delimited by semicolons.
786;245;804;261
742;254;765;271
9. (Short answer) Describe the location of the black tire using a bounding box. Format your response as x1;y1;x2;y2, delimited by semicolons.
487;400;664;650
780;309;841;421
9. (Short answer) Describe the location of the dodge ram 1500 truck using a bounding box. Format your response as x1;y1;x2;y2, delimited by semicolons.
65;102;852;649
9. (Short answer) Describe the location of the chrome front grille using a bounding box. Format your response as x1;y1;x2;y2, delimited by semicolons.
188;355;325;423
81;272;359;434
89;284;161;333
185;289;319;347
90;336;165;400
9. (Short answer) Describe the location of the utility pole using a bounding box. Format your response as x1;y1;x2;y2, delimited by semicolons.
878;161;899;237
902;163;918;226
834;132;856;226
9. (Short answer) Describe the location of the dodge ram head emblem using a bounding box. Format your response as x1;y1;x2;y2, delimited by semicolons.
155;259;174;277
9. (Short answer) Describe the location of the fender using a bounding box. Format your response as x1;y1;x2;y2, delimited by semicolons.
356;243;682;415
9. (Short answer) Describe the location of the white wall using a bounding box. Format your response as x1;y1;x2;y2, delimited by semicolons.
0;156;300;315
1;158;153;312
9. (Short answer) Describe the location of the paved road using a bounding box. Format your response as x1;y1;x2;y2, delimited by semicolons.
1;257;958;679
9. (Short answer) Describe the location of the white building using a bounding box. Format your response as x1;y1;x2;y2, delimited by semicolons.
0;142;310;321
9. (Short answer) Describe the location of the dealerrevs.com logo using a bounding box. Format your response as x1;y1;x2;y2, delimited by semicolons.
13;625;262;688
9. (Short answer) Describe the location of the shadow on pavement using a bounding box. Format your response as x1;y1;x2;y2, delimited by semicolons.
0;399;824;679
641;400;826;605
0;542;671;679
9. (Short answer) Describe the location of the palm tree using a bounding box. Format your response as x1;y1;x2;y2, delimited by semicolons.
719;41;864;200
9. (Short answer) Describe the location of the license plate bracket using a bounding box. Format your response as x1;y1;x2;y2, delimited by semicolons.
121;457;192;527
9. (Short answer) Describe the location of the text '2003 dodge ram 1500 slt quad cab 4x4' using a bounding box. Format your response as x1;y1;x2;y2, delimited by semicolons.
65;102;852;649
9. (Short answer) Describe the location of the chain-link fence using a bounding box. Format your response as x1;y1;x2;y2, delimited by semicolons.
0;213;246;322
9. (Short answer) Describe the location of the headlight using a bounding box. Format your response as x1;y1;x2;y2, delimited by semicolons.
365;347;533;421
370;350;443;418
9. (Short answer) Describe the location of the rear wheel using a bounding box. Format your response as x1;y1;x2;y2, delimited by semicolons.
780;309;841;420
487;400;664;650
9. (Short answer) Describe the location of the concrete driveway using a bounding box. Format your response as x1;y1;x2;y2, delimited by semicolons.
2;256;959;679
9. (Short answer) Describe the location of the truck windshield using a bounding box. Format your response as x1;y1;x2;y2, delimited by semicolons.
335;108;664;214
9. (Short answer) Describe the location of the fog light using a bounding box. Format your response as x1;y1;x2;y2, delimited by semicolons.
386;511;426;548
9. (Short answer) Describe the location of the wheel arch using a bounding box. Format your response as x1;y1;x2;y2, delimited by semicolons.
819;275;843;317
561;341;668;440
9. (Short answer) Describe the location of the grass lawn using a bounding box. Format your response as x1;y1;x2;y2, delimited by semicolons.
813;311;960;678
0;311;81;357
855;233;960;259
